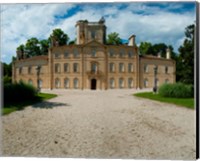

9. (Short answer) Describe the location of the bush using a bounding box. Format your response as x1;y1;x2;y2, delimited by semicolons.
3;81;37;106
158;83;194;98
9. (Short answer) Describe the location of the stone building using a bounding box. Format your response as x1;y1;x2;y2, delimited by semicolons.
12;18;176;90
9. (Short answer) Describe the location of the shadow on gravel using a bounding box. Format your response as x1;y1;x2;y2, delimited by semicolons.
32;101;71;109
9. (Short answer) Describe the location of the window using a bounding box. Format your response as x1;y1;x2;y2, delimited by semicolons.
74;78;79;89
55;64;61;73
119;78;124;88
119;63;125;72
91;63;98;73
110;78;115;89
55;78;60;88
64;51;69;58
28;66;32;74
91;30;96;39
165;66;168;74
144;79;148;88
128;63;133;73
73;49;79;58
144;65;148;73
55;53;61;59
64;63;70;73
155;79;159;86
39;79;43;88
19;67;22;74
109;63;115;72
109;49;114;57
128;78;133;88
28;79;33;85
91;48;96;57
64;78;70;88
128;50;134;58
73;63;79;73
165;79;169;84
119;49;124;58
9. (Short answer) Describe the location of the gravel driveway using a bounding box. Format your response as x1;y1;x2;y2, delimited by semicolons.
1;89;196;159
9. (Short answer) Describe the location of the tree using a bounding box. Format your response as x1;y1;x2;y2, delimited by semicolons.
40;39;49;55
177;24;194;85
139;42;153;55
106;32;122;45
25;37;41;57
49;28;69;46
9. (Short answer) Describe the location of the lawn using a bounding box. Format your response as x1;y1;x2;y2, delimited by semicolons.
134;92;194;109
2;93;57;115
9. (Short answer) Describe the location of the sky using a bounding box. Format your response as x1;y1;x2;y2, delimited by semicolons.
0;2;196;64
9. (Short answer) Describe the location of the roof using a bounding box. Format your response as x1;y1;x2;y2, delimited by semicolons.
139;55;173;61
17;55;48;62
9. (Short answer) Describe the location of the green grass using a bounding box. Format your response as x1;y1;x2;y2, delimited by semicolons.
134;92;194;109
2;93;57;115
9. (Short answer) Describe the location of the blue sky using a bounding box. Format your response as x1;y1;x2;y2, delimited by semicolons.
1;2;196;63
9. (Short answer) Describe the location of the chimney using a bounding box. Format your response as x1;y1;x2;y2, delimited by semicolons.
166;48;171;59
128;35;136;46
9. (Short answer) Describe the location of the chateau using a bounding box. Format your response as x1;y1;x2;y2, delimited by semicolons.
12;18;176;90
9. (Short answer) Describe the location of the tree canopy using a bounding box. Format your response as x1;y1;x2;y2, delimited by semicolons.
177;24;194;85
49;28;69;46
106;32;122;45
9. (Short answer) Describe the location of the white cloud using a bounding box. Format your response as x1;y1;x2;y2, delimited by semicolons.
1;2;196;63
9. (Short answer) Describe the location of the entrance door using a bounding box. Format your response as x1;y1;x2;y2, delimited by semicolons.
91;79;97;90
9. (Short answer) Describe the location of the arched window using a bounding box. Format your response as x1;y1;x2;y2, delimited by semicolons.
64;78;70;88
55;78;60;88
55;63;61;73
128;63;133;73
73;63;79;73
91;63;98;73
119;63;125;72
144;79;148;88
28;79;33;85
74;78;79;89
110;78;115;89
128;78;133;88
64;63;70;73
119;78;124;88
165;79;169;84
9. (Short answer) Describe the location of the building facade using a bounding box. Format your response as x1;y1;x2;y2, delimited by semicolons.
12;18;176;90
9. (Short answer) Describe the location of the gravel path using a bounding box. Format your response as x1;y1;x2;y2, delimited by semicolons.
1;89;196;159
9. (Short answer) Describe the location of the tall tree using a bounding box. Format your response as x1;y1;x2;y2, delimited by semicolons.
106;32;122;45
49;28;69;46
177;24;194;84
139;42;153;55
40;39;49;55
25;37;41;57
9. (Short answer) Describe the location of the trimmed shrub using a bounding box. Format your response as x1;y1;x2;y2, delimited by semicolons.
3;81;37;106
158;83;194;98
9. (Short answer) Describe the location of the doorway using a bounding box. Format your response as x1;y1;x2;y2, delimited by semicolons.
91;79;97;90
